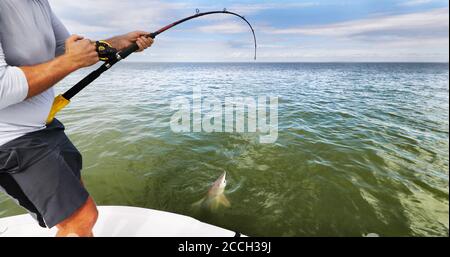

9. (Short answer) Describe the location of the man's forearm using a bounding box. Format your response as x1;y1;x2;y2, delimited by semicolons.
105;31;153;52
20;55;77;99
18;34;100;99
17;32;151;100
105;36;124;50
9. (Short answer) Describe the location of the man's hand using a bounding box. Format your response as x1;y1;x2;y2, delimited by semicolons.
106;31;154;52
63;35;100;70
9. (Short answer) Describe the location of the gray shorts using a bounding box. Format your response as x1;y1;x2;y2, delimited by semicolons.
0;119;89;228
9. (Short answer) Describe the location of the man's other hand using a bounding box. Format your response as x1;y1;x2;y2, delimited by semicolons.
64;35;99;69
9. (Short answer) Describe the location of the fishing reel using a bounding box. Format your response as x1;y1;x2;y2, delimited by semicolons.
95;40;118;62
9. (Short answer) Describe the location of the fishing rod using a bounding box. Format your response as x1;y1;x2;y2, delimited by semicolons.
46;9;257;124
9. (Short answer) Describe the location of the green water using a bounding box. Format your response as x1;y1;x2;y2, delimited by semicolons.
1;63;448;236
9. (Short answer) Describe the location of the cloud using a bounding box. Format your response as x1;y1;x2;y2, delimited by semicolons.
48;0;188;37
47;1;449;62
399;0;434;6
261;8;449;62
271;8;449;39
252;36;449;62
175;2;319;15
228;2;319;14
196;22;251;34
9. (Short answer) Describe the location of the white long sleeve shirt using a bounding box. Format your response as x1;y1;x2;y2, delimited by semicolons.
0;0;69;146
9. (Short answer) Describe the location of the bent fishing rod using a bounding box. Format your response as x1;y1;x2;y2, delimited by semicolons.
46;9;257;124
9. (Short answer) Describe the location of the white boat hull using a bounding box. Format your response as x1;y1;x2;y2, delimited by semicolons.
0;206;239;237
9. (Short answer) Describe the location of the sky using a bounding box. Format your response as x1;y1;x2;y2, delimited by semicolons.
48;0;449;62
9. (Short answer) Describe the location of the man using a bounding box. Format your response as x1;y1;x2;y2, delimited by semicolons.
0;0;153;236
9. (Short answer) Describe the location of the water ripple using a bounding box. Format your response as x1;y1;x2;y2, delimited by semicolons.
1;63;448;236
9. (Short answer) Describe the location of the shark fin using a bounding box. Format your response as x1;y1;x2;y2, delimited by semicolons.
192;197;206;208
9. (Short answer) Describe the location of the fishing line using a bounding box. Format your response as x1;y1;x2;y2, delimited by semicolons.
46;9;257;124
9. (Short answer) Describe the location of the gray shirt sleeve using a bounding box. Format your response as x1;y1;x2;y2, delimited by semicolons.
0;40;29;110
50;7;70;56
0;3;68;110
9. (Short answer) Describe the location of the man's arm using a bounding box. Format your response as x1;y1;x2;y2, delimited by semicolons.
21;30;154;99
20;35;99;99
1;30;152;110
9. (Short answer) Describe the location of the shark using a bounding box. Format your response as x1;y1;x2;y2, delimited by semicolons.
194;172;230;211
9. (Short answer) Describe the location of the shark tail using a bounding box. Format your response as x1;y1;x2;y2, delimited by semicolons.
192;194;231;211
209;194;231;211
218;194;231;208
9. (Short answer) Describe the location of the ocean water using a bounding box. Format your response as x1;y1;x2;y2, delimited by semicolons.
1;63;448;237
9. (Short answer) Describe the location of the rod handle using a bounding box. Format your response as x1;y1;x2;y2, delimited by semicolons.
46;95;70;124
117;33;157;60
